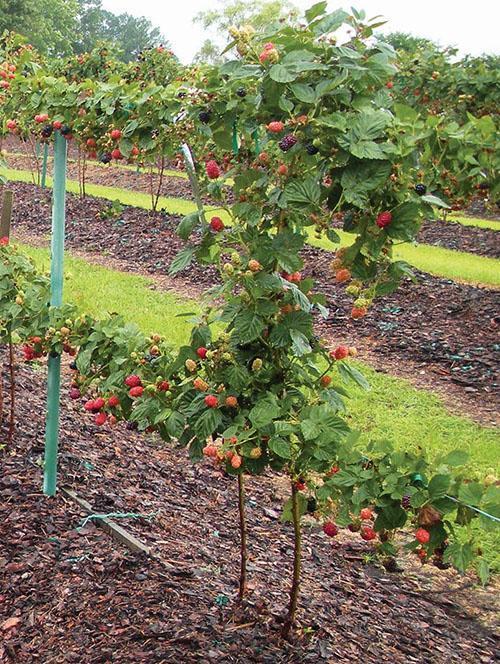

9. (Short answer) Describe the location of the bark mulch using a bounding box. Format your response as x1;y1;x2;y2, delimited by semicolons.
8;182;500;420
1;356;498;663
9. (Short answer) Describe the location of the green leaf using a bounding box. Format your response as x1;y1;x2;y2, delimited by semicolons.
176;212;200;240
444;540;474;574
284;178;321;208
224;364;250;391
269;64;297;83
249;394;281;428
386;202;421;241
232;311;265;344
341;161;392;207
338;363;370;390
439;450;469;467
279;95;294;112
477;558;490;586
165;411;185;438
458;481;484;507
427;474;450;500
290;329;312;356
311;8;349;35
269;436;291;458
348;140;388;160
305;1;327;23
290;83;316;103
194;408;222;439
421;194;451;209
169;246;195;275
300;419;320;441
374;504;407;530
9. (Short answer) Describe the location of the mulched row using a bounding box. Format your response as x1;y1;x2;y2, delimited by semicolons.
4;148;500;258
7;181;500;414
416;219;499;259
1;356;498;663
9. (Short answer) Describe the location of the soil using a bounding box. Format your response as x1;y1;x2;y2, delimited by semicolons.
1;355;499;663
6;181;500;424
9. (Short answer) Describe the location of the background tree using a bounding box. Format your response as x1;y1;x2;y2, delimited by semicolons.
0;0;79;56
193;0;296;63
75;0;167;61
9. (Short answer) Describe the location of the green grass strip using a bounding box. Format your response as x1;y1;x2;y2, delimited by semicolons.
18;240;500;570
4;166;500;287
448;213;500;231
20;242;196;347
308;231;500;287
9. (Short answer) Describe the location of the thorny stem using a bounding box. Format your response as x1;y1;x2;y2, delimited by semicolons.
237;472;248;599
281;480;302;639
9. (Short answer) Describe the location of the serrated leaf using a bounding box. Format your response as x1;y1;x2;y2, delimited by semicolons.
269;436;291;458
311;8;349;34
269;64;297;83
444;540;474;574
165;411;185;438
285;178;321;207
427;474;450;500
194;408;222;439
169;246;195;275
176;212;200;240
232;311;265;344
338;363;370;390
421;194;451;209
305;1;327;23
249;394;281;428
290;329;311;356
458;481;484;507
290;83;316;103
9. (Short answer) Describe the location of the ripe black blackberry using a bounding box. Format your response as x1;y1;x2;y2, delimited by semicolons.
198;110;211;123
305;143;319;155
60;125;72;136
279;134;297;152
41;125;53;138
236;87;246;98
415;183;427;195
307;497;317;514
401;494;411;509
100;152;112;164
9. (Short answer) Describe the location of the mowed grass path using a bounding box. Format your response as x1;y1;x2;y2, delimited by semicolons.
20;242;500;477
4;166;500;288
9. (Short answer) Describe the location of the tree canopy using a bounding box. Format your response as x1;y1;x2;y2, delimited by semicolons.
0;0;166;60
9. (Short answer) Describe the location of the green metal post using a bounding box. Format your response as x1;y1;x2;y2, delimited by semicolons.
41;143;49;189
43;132;67;496
232;121;239;155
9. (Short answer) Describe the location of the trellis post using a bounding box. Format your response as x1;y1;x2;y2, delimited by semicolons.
43;131;67;496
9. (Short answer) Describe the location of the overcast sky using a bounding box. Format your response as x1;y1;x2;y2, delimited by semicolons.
101;0;500;63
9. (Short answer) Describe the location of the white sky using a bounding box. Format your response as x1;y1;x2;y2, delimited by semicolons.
101;0;500;63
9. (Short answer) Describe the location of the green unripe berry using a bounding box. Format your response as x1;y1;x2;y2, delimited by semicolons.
252;358;263;371
223;263;234;276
